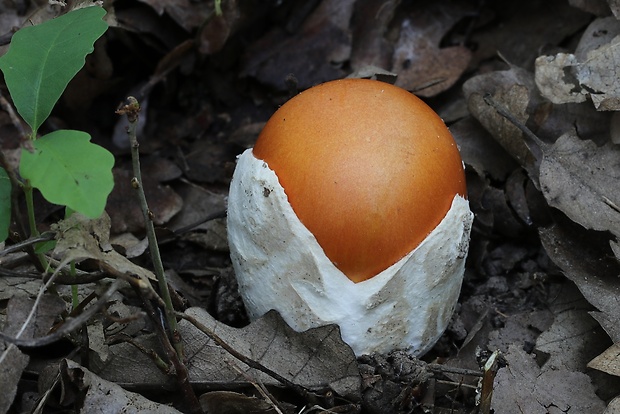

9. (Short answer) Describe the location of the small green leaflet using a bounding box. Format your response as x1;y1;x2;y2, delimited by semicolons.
20;130;115;218
0;7;108;135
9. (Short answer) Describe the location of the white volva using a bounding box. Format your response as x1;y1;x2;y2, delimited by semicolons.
227;149;474;356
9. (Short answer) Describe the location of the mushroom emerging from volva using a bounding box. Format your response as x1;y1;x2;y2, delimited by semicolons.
227;78;473;356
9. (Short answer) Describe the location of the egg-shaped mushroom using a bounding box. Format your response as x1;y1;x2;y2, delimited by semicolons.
227;78;473;356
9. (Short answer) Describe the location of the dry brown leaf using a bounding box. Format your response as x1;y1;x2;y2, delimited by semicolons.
469;0;591;69
62;359;183;413
107;157;183;234
492;345;606;413
349;0;401;71
1;294;67;412
0;277;48;301
200;391;292;413
535;17;620;110
539;220;620;340
53;212;157;285
94;308;361;401
536;309;609;371
589;343;620;377
241;0;353;89
612;239;620;262
450;117;519;182
569;0;611;15
166;182;227;251
0;343;28;413
391;1;472;97
487;310;554;354
198;0;242;54
114;4;186;50
137;0;211;31
612;0;620;19
606;396;620;414
591;311;620;343
539;130;620;238
463;68;540;180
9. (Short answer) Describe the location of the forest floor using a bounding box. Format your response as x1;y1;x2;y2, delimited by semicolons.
1;0;620;413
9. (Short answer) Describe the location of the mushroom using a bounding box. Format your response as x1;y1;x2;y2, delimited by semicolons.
227;78;473;356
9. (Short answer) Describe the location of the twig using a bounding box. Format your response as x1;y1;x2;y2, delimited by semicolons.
116;97;183;359
176;311;325;404
171;210;227;237
482;93;546;160
138;287;202;414
0;279;122;347
227;360;285;414
478;350;502;414
106;333;172;374
0;232;55;257
427;364;483;378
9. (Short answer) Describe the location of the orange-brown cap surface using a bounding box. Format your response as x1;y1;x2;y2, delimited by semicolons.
252;79;466;282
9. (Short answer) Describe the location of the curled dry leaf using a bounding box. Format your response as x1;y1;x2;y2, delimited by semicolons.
53;212;157;286
539;130;620;238
94;308;361;401
535;17;620;110
463;67;540;181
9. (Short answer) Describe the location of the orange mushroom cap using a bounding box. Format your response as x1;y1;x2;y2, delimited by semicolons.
252;79;467;283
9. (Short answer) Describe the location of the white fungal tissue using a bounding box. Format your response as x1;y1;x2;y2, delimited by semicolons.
227;149;474;356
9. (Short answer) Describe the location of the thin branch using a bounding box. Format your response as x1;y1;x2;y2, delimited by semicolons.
116;96;183;359
0;279;122;347
176;311;325;404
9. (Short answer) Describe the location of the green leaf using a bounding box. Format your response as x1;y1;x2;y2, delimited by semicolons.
20;130;115;218
0;167;11;242
0;7;108;135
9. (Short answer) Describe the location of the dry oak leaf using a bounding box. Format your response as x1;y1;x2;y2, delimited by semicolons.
94;308;361;402
492;345;606;413
539;130;620;238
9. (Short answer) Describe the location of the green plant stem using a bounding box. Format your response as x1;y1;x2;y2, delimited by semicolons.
122;97;183;360
23;183;38;238
23;182;50;271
